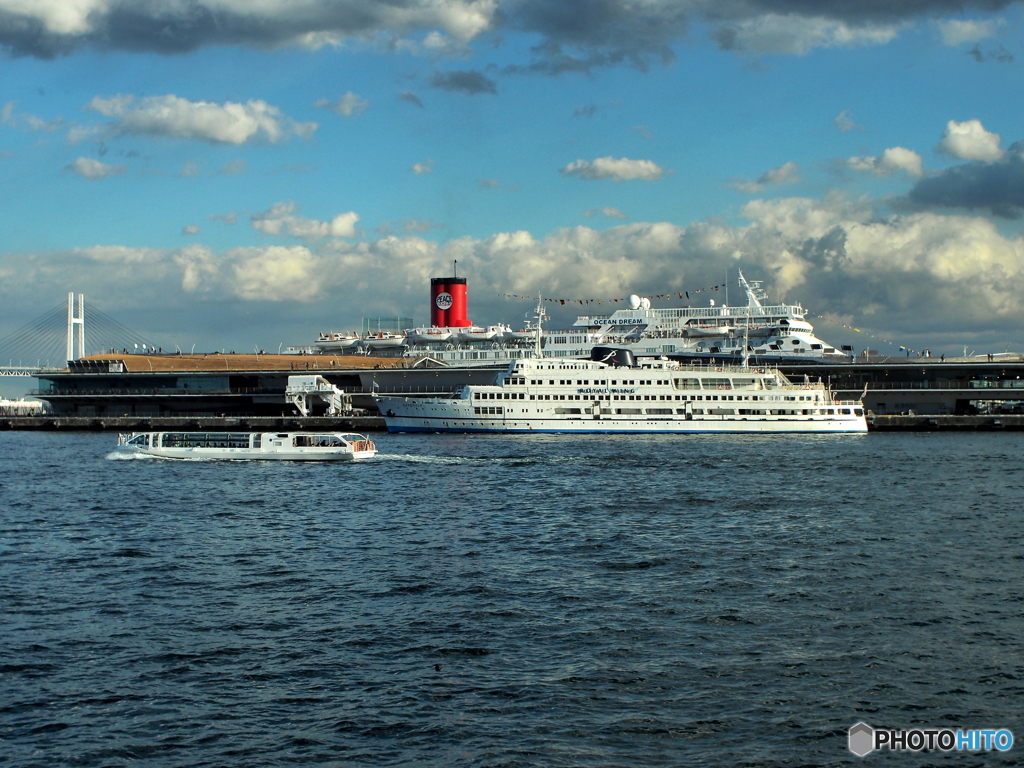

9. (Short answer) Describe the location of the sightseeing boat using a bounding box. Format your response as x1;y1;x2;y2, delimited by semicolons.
373;351;867;434
117;431;377;460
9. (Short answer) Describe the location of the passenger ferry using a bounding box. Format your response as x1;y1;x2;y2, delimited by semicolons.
373;351;867;434
116;431;377;460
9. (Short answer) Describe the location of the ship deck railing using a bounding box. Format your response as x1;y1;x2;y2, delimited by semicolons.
574;304;805;323
30;386;352;397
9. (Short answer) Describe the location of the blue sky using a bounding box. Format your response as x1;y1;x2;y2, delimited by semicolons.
2;0;1024;377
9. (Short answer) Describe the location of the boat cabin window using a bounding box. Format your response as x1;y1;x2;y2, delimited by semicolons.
159;432;250;448
731;378;757;389
702;378;731;390
673;378;701;389
253;434;262;448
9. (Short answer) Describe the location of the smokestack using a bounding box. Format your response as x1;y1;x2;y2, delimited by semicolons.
430;276;470;327
430;278;449;327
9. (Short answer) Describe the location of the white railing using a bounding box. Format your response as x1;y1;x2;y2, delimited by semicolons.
576;304;804;323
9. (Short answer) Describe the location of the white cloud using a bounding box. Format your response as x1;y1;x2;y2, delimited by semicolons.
713;14;900;56
936;119;1003;162
1;100;63;132
313;91;369;117
182;224;200;235
846;147;923;178
4;194;1024;351
86;94;317;145
228;245;326;301
0;0;498;48
412;159;436;175
560;156;665;182
68;156;126;179
834;110;863;133
937;19;999;46
251;201;360;240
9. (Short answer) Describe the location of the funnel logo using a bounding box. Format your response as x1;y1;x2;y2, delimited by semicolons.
435;292;453;310
849;722;1013;756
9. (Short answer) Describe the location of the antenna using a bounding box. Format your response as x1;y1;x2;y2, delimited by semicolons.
534;295;544;357
453;259;458;278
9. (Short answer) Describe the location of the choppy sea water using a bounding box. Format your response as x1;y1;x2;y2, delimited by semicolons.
1;431;1022;767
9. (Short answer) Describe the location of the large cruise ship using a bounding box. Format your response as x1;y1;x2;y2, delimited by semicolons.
300;271;851;367
372;351;868;434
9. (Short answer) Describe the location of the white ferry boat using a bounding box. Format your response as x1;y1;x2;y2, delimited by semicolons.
116;431;377;460
373;353;867;434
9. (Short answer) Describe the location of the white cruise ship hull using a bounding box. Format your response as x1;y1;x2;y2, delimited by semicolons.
375;398;865;434
374;356;867;434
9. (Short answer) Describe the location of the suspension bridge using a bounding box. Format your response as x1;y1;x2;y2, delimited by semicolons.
0;293;154;377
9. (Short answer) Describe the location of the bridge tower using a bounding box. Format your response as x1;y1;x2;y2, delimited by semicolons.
67;293;84;362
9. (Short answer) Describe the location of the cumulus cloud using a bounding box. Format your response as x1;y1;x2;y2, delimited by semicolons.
904;146;1024;219
936;119;1003;162
846;147;924;178
86;94;317;145
583;207;628;220
412;159;436;175
313;91;369;117
251;201;360;240
182;224;200;236
3;0;1010;70
0;0;498;57
430;69;497;94
5;190;1024;352
68;156;126;179
728;161;801;193
560;156;665;182
229;245;327;302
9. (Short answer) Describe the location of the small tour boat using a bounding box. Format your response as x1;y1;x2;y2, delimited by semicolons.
117;431;377;461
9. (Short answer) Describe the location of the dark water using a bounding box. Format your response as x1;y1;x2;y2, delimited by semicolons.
2;431;1022;766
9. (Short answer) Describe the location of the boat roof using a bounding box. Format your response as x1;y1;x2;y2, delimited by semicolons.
63;353;421;374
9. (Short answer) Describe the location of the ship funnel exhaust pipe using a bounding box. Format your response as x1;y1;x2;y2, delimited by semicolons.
591;346;636;367
430;276;470;327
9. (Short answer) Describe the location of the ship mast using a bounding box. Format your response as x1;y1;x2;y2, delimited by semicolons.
533;295;544;357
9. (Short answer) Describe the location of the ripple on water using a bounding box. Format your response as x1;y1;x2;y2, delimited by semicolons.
1;430;1023;766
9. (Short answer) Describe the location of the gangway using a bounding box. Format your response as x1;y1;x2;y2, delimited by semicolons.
285;375;352;416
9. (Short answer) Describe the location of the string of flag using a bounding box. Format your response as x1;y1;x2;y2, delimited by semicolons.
498;288;930;357
806;311;925;356
500;283;725;306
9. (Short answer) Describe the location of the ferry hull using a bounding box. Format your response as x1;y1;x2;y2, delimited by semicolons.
379;414;866;434
121;447;375;460
375;399;867;435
